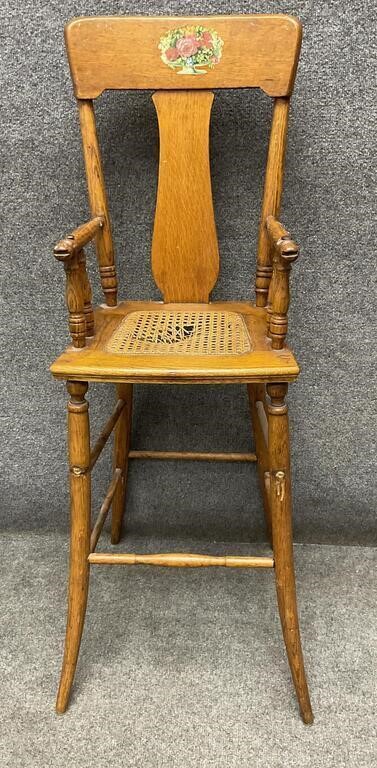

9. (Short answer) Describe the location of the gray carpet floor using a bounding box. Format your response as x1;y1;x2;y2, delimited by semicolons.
1;532;376;767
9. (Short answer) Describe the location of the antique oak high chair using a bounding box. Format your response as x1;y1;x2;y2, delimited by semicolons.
50;15;313;722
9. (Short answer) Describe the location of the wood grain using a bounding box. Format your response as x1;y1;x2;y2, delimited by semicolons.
50;300;300;384
152;91;219;302
88;397;126;470
52;13;312;722
128;450;257;462
63;254;86;349
267;382;313;724
88;552;274;568
78;100;117;306
255;98;290;306
247;384;272;542
90;468;122;552
111;383;133;544
65;15;302;98
56;382;91;714
266;215;299;349
54;217;104;261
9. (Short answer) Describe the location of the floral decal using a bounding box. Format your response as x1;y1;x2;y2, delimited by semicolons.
158;25;224;75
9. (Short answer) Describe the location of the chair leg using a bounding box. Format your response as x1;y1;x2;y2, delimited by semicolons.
56;381;91;714
247;383;272;544
111;383;133;544
266;383;313;724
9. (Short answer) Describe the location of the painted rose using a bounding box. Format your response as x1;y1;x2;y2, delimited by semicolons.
165;47;179;61
200;31;213;47
159;26;223;74
176;36;199;58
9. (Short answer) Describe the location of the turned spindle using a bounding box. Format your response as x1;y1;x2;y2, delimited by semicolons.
54;216;103;346
78;251;95;337
63;255;86;348
265;216;299;349
99;265;118;305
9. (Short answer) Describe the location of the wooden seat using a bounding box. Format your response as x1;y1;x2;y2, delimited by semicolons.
50;301;299;383
51;14;313;723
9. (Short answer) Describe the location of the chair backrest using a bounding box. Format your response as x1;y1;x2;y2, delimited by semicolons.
65;15;302;305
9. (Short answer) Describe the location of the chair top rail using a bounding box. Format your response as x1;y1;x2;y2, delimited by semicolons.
65;14;302;98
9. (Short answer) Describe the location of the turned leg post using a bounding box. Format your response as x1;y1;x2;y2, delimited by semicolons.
111;384;133;544
267;382;313;724
56;381;91;714
63;255;86;348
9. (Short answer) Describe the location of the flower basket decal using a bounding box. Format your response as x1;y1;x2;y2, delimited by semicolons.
158;25;224;75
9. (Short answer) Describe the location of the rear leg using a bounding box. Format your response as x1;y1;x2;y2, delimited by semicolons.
111;384;133;544
247;383;272;544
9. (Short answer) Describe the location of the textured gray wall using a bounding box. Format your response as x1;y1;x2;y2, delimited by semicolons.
1;0;376;544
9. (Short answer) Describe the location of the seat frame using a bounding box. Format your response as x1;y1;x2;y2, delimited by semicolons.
51;14;313;723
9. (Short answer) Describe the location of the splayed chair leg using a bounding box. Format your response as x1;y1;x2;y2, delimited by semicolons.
56;381;91;714
247;383;272;544
111;384;133;544
267;382;313;724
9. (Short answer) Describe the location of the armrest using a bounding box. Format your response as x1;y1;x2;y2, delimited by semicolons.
266;215;299;262
53;217;104;348
54;216;104;262
265;215;300;349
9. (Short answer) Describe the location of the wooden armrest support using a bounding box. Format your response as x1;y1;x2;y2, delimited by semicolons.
54;216;104;262
53;218;103;348
265;216;300;349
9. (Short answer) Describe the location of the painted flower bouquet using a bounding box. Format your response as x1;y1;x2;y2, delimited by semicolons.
159;25;224;75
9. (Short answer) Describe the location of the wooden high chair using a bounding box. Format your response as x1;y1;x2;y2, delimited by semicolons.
51;15;313;722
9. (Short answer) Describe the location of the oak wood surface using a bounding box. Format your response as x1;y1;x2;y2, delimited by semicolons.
90;467;122;552
256;98;290;307
52;14;313;722
56;382;91;714
50;301;300;383
267;383;313;724
128;450;257;462
78;100;117;307
151;91;219;302
88;397;126;471
61;254;86;349
78;252;95;338
54;216;104;261
65;15;302;98
266;215;299;349
247;384;272;542
88;552;274;568
111;383;133;544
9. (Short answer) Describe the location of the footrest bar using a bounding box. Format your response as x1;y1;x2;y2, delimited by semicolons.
255;401;268;449
90;468;122;553
128;450;257;462
88;552;274;568
89;399;126;471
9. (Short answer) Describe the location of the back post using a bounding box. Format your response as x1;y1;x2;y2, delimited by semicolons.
255;97;290;307
78;99;118;306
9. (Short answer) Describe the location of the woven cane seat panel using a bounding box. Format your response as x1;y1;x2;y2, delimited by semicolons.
106;309;252;356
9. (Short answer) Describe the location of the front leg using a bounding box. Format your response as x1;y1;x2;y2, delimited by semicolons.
267;382;313;724
56;381;91;713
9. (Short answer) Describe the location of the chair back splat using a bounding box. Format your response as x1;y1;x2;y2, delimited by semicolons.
65;15;302;305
